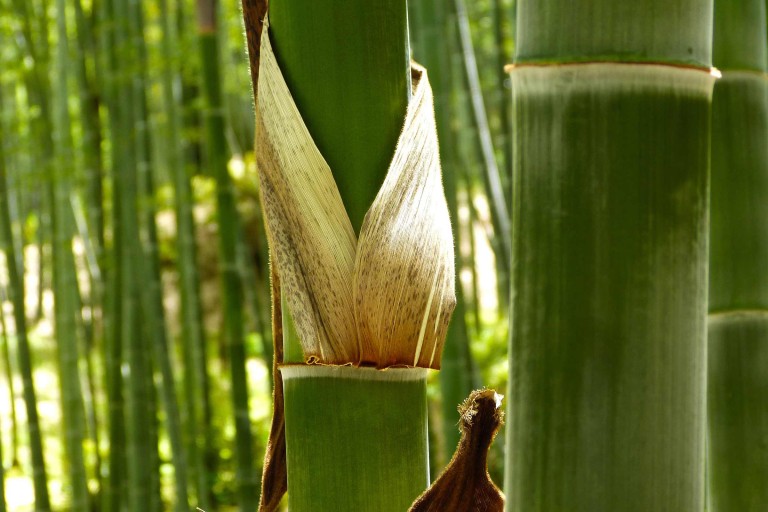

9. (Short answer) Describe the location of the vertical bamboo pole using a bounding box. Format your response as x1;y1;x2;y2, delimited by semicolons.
505;2;716;510
51;0;90;507
0;294;19;468
453;0;511;270
129;1;190;509
100;0;130;507
707;1;768;510
257;1;438;510
158;0;213;506
197;0;258;508
0;49;52;512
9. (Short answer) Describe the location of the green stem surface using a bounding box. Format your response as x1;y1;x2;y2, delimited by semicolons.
281;366;429;511
505;63;714;512
707;2;768;509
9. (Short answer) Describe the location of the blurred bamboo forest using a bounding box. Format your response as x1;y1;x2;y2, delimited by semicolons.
0;0;514;510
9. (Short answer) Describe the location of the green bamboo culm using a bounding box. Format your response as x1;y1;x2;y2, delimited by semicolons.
256;2;448;510
197;1;258;508
0;39;52;512
159;0;212;506
269;0;410;233
505;2;716;511
51;0;90;507
707;1;768;510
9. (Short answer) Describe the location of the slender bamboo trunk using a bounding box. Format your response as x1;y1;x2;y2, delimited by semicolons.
73;0;105;254
505;2;715;511
0;85;51;512
197;0;258;508
0;415;6;512
493;0;513;197
0;289;20;468
158;0;213;506
453;0;511;269
109;0;157;509
51;0;90;507
127;1;190;509
101;0;128;508
707;1;768;510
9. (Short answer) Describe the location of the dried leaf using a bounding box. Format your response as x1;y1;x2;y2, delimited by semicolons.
354;64;456;369
256;19;359;364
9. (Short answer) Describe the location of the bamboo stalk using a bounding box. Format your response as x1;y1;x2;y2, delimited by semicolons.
453;0;511;267
707;1;768;509
197;0;258;508
100;0;129;507
0;288;20;468
130;1;190;509
0;83;51;512
250;3;455;509
51;0;90;506
158;0;213;506
268;0;411;233
505;2;715;510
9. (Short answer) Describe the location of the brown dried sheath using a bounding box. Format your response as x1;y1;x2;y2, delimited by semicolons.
409;389;505;512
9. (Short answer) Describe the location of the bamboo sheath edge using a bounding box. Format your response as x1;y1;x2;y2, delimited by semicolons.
280;364;429;381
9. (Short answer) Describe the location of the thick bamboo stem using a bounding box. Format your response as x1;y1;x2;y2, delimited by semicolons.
505;2;715;510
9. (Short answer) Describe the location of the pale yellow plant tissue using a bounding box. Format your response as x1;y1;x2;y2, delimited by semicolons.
255;18;455;370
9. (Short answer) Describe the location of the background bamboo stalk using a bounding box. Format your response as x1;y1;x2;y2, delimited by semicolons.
0;295;19;468
159;0;213;506
101;0;129;507
453;0;511;269
197;0;258;508
0;74;52;512
707;1;768;509
51;0;90;506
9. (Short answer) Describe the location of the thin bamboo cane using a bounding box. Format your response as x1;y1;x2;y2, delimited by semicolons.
100;0;129;508
505;2;715;510
0;289;19;468
0;84;51;512
197;0;259;508
707;1;768;509
453;0;511;269
130;1;190;509
110;0;158;508
51;0;90;506
158;0;213;506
